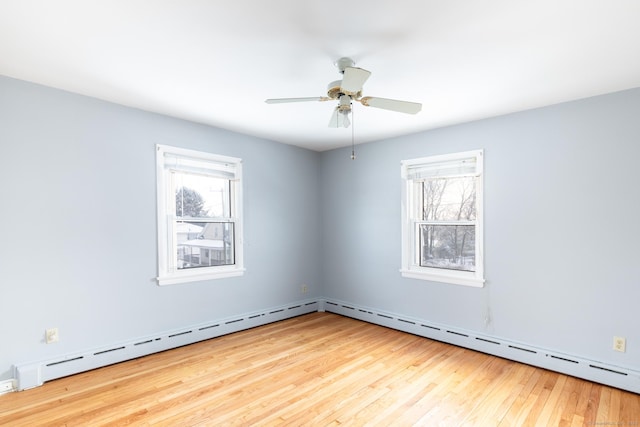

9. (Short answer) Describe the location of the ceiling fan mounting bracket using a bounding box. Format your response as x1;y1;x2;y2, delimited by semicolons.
334;57;355;74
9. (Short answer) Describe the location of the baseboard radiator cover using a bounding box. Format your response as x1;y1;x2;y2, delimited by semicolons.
322;298;640;395
12;298;639;394
13;300;319;391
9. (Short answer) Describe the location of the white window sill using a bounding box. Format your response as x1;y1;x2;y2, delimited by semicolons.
157;268;245;286
400;269;485;288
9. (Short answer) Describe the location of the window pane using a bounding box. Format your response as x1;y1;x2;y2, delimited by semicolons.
419;224;475;271
173;171;231;218
176;222;235;269
422;177;476;221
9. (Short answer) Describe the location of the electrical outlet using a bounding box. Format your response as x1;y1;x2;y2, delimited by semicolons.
613;336;626;352
46;327;59;344
0;379;15;394
300;284;308;294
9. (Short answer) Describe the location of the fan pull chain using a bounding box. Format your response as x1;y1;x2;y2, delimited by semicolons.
350;106;356;160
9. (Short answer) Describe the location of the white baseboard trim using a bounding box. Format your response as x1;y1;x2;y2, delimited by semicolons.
322;298;640;394
10;297;640;395
13;299;319;391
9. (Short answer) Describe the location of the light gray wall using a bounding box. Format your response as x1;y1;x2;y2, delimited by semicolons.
0;76;321;381
2;73;638;383
320;88;640;370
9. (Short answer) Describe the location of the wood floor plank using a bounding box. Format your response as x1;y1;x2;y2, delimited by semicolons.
596;387;613;424
620;391;640;424
1;312;639;426
492;366;541;426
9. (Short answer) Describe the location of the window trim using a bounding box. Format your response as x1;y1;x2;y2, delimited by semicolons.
400;150;484;287
156;144;244;286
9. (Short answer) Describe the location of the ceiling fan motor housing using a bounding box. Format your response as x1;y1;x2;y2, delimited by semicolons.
327;80;342;99
327;80;361;100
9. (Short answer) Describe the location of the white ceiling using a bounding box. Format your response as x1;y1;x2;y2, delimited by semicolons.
1;1;640;151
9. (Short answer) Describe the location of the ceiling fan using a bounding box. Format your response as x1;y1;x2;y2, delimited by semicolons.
265;57;422;128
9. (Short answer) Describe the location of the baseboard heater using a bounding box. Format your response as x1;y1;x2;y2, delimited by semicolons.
13;300;319;391
12;298;640;395
322;299;640;395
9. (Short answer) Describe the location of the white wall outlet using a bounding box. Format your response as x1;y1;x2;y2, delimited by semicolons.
300;284;308;294
46;327;59;344
613;336;626;352
0;379;16;394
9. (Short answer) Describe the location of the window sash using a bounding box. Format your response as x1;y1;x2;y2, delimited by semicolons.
417;223;476;272
401;149;484;287
171;220;235;271
171;170;234;219
157;144;243;285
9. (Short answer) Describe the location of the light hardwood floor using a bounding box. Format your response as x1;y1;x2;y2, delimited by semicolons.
1;312;639;426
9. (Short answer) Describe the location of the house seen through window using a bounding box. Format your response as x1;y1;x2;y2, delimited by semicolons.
156;145;243;285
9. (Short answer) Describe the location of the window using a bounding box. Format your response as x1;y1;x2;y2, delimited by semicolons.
156;145;243;285
401;150;484;287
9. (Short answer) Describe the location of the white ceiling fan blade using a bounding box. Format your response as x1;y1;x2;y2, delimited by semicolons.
328;107;351;128
340;67;371;95
265;97;327;104
360;96;422;114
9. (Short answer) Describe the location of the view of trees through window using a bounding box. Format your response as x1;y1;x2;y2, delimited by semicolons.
420;176;476;271
173;171;234;270
176;187;206;217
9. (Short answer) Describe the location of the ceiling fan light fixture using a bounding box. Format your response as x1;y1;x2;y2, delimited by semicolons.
338;94;351;107
340;109;351;128
329;105;351;128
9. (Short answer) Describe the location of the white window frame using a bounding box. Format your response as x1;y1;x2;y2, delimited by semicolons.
156;144;244;285
400;150;484;287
